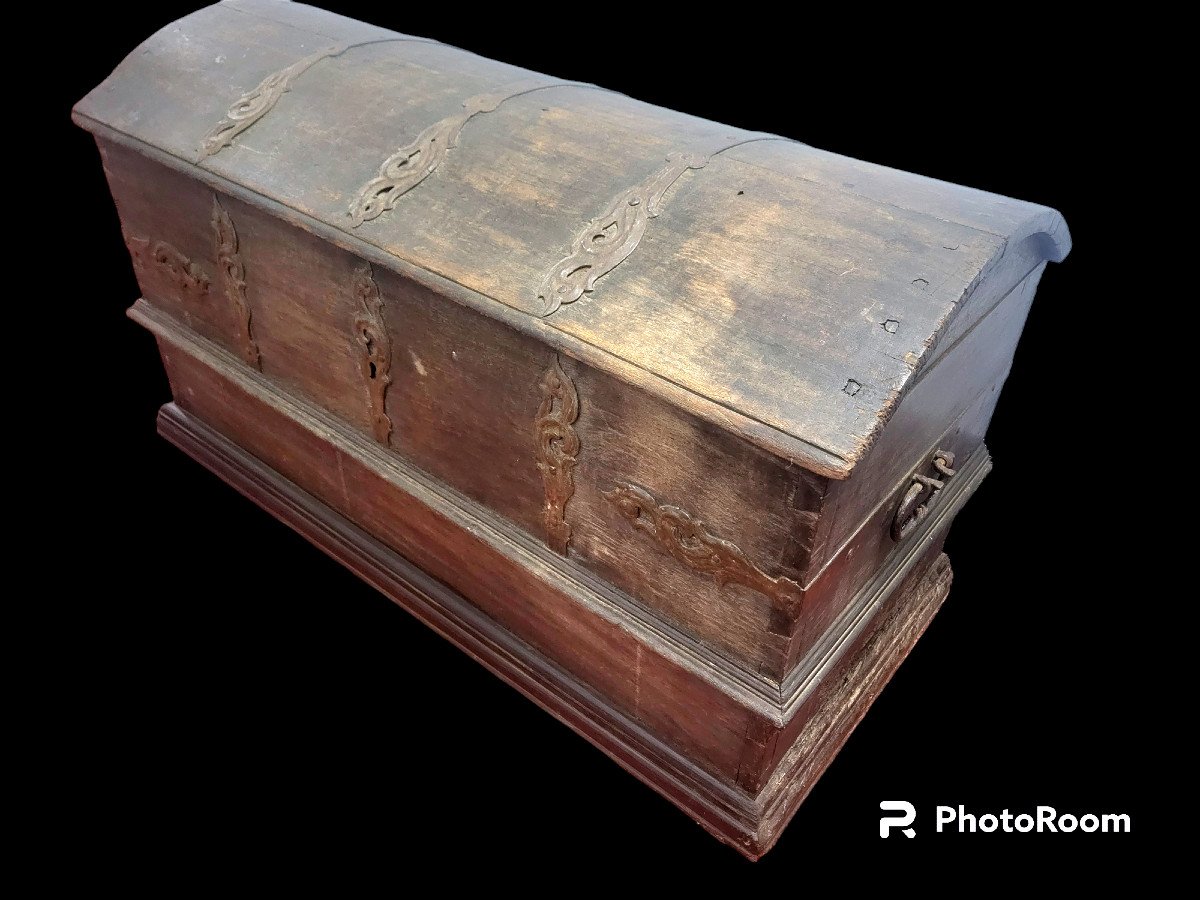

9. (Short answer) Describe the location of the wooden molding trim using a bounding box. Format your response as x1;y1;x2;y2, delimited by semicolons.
132;298;780;716
781;447;990;713
130;298;984;716
156;400;954;858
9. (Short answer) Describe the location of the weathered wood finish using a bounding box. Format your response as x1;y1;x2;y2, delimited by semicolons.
136;301;984;791
99;134;1031;679
101;143;827;676
75;0;1069;475
802;257;1050;584
76;0;1071;858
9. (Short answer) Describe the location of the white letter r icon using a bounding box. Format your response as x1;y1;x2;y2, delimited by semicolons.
880;801;917;838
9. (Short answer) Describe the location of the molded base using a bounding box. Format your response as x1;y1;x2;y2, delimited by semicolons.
158;401;953;859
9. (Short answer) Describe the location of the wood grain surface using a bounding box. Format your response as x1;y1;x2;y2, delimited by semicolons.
74;0;1070;476
75;0;1072;858
100;135;1020;679
156;398;955;859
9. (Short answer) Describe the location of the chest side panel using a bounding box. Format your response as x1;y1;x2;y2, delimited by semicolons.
808;261;1046;579
780;263;1046;673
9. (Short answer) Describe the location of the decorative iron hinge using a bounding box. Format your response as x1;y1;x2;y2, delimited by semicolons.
890;449;957;542
604;481;804;635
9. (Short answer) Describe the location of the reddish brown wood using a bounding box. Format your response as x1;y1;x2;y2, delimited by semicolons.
157;399;954;859
151;318;770;782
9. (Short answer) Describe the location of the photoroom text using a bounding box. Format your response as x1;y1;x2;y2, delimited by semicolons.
937;805;1130;834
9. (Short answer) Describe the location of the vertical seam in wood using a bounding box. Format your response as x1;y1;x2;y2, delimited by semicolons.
335;449;351;512
634;644;643;719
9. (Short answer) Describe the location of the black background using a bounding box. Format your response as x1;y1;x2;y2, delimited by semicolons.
53;1;1154;878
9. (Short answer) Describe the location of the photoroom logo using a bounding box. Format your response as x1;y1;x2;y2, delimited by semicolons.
880;801;917;838
880;802;1131;837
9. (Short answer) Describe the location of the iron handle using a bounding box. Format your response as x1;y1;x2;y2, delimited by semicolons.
891;449;956;542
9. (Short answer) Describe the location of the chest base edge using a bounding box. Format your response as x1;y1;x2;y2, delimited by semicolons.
156;401;953;859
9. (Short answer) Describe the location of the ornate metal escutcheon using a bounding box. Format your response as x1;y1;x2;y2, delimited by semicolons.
535;135;788;316
198;38;439;159
534;356;580;555
348;78;596;226
351;263;395;446
212;197;262;370
604;481;803;634
126;236;211;295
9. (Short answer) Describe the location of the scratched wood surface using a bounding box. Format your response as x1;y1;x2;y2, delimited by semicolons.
144;304;964;798
804;266;1046;585
88;133;1048;682
106;139;827;675
153;395;956;859
76;1;1074;856
73;0;1069;476
152;325;770;782
76;0;1072;684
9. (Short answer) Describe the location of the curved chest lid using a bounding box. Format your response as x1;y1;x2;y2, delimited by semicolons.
74;0;1070;478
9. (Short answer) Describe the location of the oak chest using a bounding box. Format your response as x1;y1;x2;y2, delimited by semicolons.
74;0;1070;858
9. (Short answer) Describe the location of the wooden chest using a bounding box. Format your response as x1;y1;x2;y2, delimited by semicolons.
74;0;1070;858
